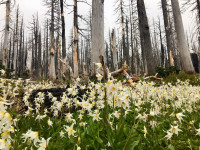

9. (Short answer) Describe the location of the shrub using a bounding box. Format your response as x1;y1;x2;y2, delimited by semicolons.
21;70;30;79
0;60;14;78
156;66;180;78
164;72;200;86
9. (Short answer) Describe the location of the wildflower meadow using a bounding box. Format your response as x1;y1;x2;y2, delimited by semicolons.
0;69;200;150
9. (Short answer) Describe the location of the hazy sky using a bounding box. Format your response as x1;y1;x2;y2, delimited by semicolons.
0;0;197;43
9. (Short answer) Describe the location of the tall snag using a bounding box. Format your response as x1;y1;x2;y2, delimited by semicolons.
137;0;155;75
2;0;10;67
171;0;195;74
60;0;67;75
161;0;174;66
111;29;118;70
74;0;79;78
49;0;56;79
91;0;104;75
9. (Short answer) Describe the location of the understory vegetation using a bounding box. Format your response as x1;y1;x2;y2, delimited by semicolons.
0;68;200;150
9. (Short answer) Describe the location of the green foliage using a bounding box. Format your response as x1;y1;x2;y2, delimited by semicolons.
164;72;200;86
156;66;180;78
155;66;200;86
0;60;5;70
0;60;14;78
116;74;125;82
21;70;30;79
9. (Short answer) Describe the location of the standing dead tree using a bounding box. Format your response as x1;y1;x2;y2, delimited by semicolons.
114;0;129;67
161;0;175;67
91;0;104;76
137;0;155;75
2;0;11;67
60;0;67;76
111;29;118;71
43;0;58;79
182;0;200;72
73;0;79;78
171;0;195;74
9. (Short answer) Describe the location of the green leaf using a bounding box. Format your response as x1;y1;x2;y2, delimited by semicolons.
95;136;103;144
168;144;175;150
127;139;140;150
116;118;125;140
123;125;130;136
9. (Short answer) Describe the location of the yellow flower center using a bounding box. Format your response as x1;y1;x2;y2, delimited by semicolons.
173;127;177;132
114;101;117;105
83;103;88;107
112;87;116;91
42;143;46;149
0;139;5;144
34;132;39;137
68;128;73;134
7;142;11;147
107;81;111;85
6;113;12;119
94;114;98;119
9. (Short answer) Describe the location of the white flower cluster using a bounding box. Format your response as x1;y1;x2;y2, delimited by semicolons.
22;129;50;150
0;98;14;149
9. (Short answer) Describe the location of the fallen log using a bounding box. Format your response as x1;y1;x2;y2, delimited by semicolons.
22;85;90;114
109;61;140;85
144;73;163;80
110;61;129;77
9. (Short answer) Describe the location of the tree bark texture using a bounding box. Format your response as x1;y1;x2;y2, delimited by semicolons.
137;0;155;75
171;0;195;73
91;0;104;75
2;0;10;67
161;0;174;66
49;0;56;79
111;29;118;70
74;0;79;78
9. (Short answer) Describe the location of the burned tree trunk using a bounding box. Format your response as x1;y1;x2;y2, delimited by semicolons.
197;0;200;72
18;19;23;76
8;33;12;69
120;0;129;66
45;20;49;78
171;0;195;74
129;0;134;73
125;18;130;65
197;0;200;24
34;17;39;76
60;0;66;59
2;0;10;67
31;34;35;72
158;19;165;67
137;0;155;75
60;0;67;75
49;0;56;79
74;0;79;78
38;32;42;77
111;29;118;70
161;0;174;66
91;0;104;75
13;7;19;75
106;42;109;67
